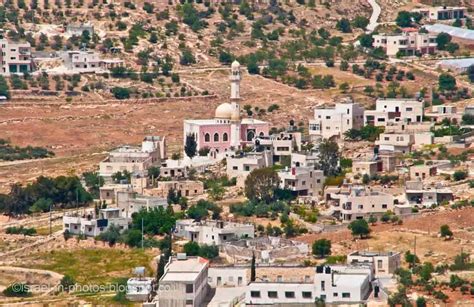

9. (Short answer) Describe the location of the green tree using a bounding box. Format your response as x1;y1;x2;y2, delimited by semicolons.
312;239;332;258
440;224;453;238
244;168;280;203
3;283;30;297
317;139;340;176
352;16;369;29
250;252;256;281
348;219;370;238
396;11;413;27
359;34;374;48
60;275;76;292
416;296;427;307
184;133;197;159
180;49;196;66
111;87;131;99
336;18;352;33
183;241;200;256
438;73;456;91
436;32;452;50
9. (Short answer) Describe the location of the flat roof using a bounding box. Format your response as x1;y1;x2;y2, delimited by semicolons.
160;272;200;282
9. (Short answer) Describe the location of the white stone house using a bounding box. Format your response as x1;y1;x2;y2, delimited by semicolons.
226;150;273;187
412;6;466;21
0;39;33;75
373;31;437;57
364;98;424;127
309;102;364;140
157;254;209;307
62;208;129;237
174;220;255;245
116;191;168;218
99;136;165;181
246;264;373;305
347;251;401;278
405;180;453;207
326;185;395;222
278;166;325;197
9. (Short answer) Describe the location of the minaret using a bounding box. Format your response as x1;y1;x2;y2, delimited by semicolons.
230;60;241;100
229;60;242;149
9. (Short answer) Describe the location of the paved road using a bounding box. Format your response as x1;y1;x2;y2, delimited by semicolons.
366;0;381;33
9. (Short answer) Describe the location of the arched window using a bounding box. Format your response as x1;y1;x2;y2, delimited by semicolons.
223;133;228;142
259;132;264;137
204;133;210;142
247;130;255;141
214;133;219;142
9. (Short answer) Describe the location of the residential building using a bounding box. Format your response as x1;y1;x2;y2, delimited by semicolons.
226;150;273;187
352;160;382;177
278;166;325;197
183;61;269;155
309;101;364;140
160;160;189;179
375;132;415;154
116;191;168;218
126;277;155;302
313;265;372;304
62;208;129;237
0;38;33;75
326;184;395;222
246;282;316;305
425;104;462;123
405;180;453;207
99;136;165;180
290;150;320;169
254;130;302;163
59;50;124;73
150;180;204;198
364;98;424;127
372;30;437;57
99;183;133;203
245;264;373;305
412;6;466;21
208;267;247;288
157;254;209;307
347;251;401;278
409;160;452;180
175;220;255;245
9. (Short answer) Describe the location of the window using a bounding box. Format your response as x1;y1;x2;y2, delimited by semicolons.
233;166;238;170
268;291;278;298
223;133;228;142
204;133;210;142
333;292;338;297
382;204;387;209
302;291;312;298
214;133;219;142
378;259;383;269
342;293;351;298
358;205;363;209
185;299;193;306
321;281;325;291
285;291;295;298
250;291;261;298
185;284;193;293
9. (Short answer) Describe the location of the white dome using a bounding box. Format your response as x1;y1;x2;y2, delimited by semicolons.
215;103;233;119
231;60;240;69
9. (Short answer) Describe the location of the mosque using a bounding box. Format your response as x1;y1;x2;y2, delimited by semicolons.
183;60;269;154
